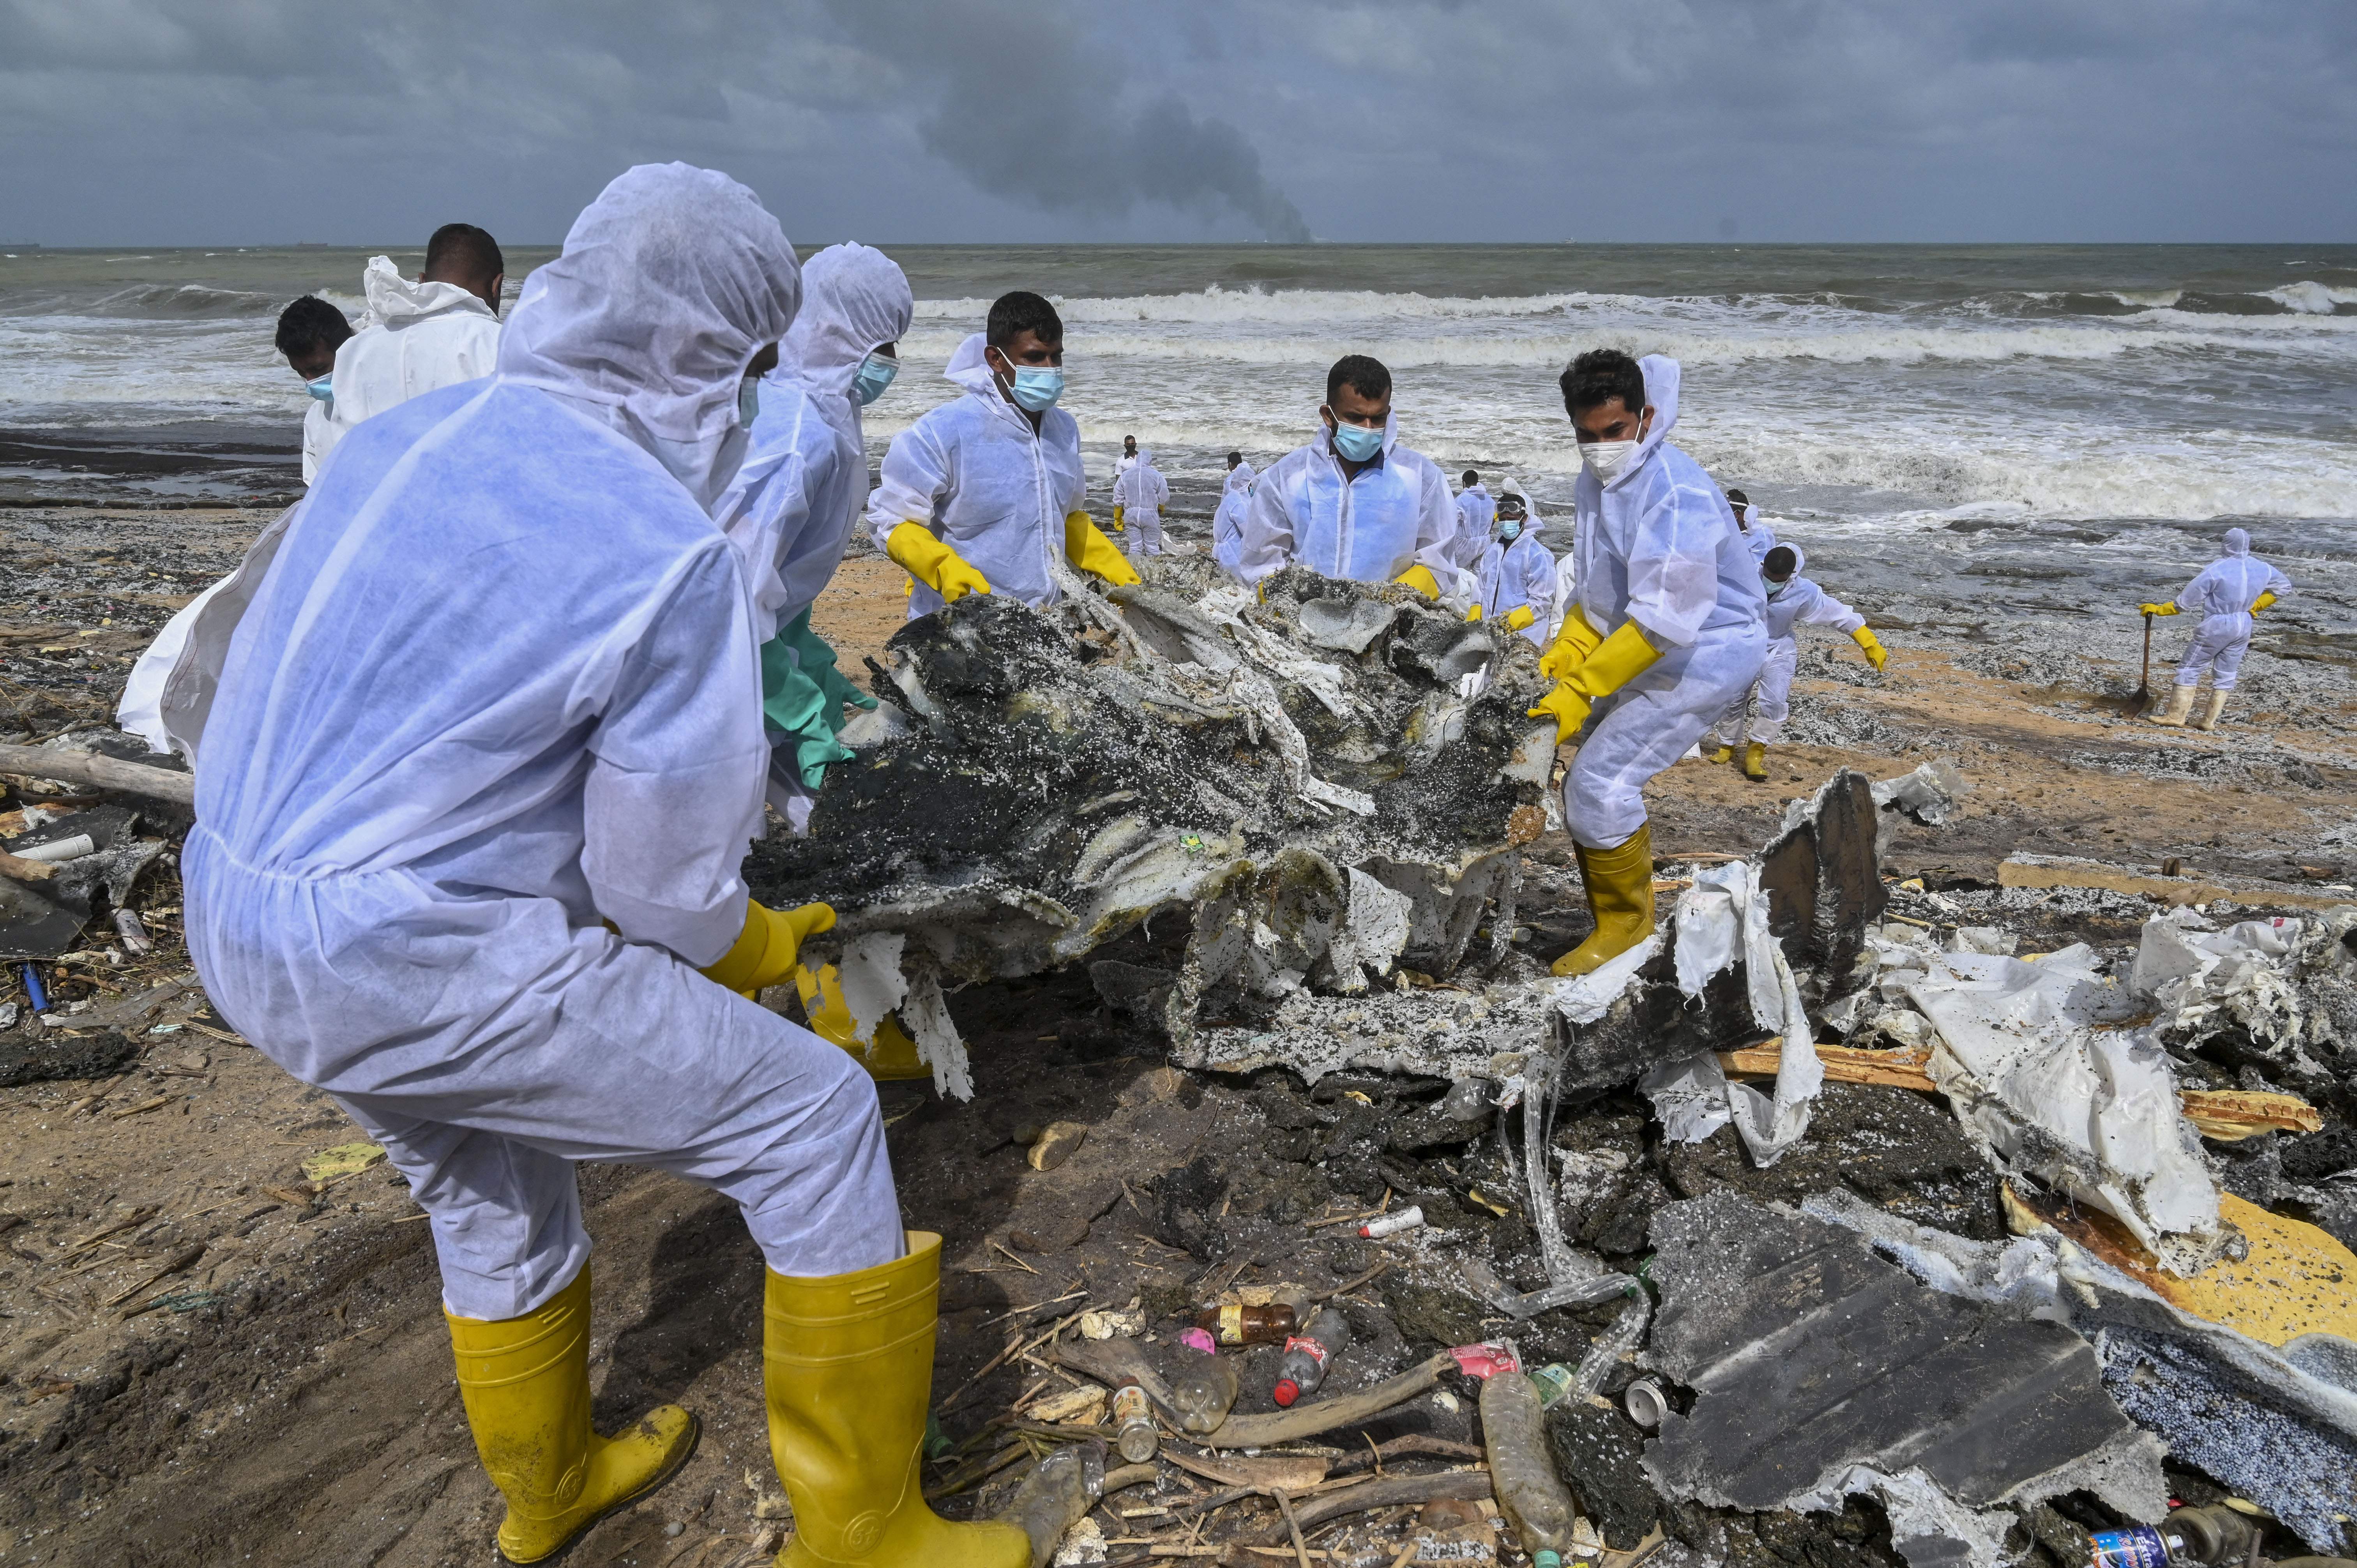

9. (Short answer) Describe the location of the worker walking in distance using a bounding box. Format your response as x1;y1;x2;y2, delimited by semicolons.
2143;526;2290;731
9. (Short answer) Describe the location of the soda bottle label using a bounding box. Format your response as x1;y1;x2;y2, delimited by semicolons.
1450;1341;1522;1379
2090;1527;2171;1568
1281;1334;1332;1371
1217;1304;1245;1343
1111;1384;1150;1423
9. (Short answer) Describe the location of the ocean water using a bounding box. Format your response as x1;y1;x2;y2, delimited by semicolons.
5;242;2355;637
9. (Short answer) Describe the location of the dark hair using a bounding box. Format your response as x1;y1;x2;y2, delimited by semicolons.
1226;450;1243;464
274;295;353;357
1462;469;1480;486
1763;546;1797;578
1326;354;1391;406
1725;487;1749;506
987;290;1063;348
1559;348;1647;417
423;223;504;287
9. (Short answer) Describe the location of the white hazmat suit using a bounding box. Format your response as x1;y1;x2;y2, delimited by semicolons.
1114;454;1169;557
1235;416;1460;590
1211;460;1256;578
2170;527;2291;692
1473;523;1556;647
1734;504;1778;566
1452;482;1495;568
1564;357;1768;848
1709;544;1863;746
183;164;899;1322
312;255;503;476
867;334;1087;618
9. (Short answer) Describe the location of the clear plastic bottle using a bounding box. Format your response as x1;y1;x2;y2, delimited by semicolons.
1272;1305;1352;1407
1111;1381;1159;1464
1527;1362;1575;1408
1481;1368;1578;1568
996;1440;1106;1568
1569;1293;1650;1400
1167;1329;1239;1435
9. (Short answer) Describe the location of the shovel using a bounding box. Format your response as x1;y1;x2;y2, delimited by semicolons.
2126;609;2159;714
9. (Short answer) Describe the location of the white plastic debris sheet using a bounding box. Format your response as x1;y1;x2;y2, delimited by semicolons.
2129;904;2357;1073
836;931;974;1100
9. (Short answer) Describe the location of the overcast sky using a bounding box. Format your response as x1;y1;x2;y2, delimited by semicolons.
4;0;2354;246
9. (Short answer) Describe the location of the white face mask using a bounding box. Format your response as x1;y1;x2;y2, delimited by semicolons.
1580;438;1640;480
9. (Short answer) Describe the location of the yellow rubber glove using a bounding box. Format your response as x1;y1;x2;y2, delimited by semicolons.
1064;510;1141;586
2252;591;2277;614
700;898;836;998
1393;564;1440;599
1465;604;1484;622
1504;604;1536;632
1851;625;1887;672
2139;602;2179;617
1526;620;1664;743
885;521;991;603
1539;604;1606;680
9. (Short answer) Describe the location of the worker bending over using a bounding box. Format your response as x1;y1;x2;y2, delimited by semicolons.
184;164;1029;1568
717;242;912;819
869;291;1136;616
2142;526;2290;731
1706;542;1885;780
1529;350;1767;976
1114;445;1169;558
1472;492;1553;645
1212;450;1255;579
1235;354;1461;597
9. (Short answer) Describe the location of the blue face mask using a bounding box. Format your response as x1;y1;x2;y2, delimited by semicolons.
304;373;334;402
738;375;760;426
1329;418;1384;464
852;352;899;406
993;350;1064;413
1499;519;1522;541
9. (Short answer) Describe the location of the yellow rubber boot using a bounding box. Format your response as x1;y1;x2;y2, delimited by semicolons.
1550;825;1657;978
446;1266;699;1565
764;1234;1031;1568
2148;685;2196;727
1742;742;1768;781
795;963;933;1082
2191;689;2229;731
1706;745;1733;766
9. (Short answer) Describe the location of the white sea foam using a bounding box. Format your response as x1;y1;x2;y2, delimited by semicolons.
2262;281;2357;314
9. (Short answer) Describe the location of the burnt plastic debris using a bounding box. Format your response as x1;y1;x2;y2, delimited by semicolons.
1440;1077;1494;1120
1111;1381;1158;1464
1272;1305;1352;1407
1482;1366;1579;1568
996;1439;1106;1568
1360;1204;1425;1239
1168;1328;1239;1434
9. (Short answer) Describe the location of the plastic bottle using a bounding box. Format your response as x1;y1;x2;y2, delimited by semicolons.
2090;1509;2265;1568
1111;1381;1158;1463
1272;1305;1352;1407
996;1439;1106;1568
1569;1293;1650;1400
113;908;153;954
1527;1362;1575;1407
1360;1205;1425;1240
1193;1302;1298;1346
1481;1367;1578;1568
2090;1527;2175;1568
1167;1328;1239;1435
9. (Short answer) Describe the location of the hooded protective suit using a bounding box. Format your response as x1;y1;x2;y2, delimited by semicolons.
1113;451;1169;557
714;244;912;807
1734;503;1778;565
1474;521;1555;647
1563;356;1767;848
2171;527;2291;692
867;333;1088;618
1211;460;1256;578
182;164;898;1322
312;255;504;476
1235;416;1460;590
1708;542;1863;746
1452;482;1495;569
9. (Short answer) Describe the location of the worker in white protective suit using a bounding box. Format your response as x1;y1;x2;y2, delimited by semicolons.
716;242;912;812
1725;486;1777;565
182;164;1030;1568
2141;526;2291;731
1114;447;1170;558
867;291;1137;615
1471;492;1554;646
1234;355;1462;598
312;225;506;473
117;297;355;753
1705;542;1885;779
1211;450;1256;579
1453;470;1495;569
1112;433;1142;531
1527;350;1767;976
